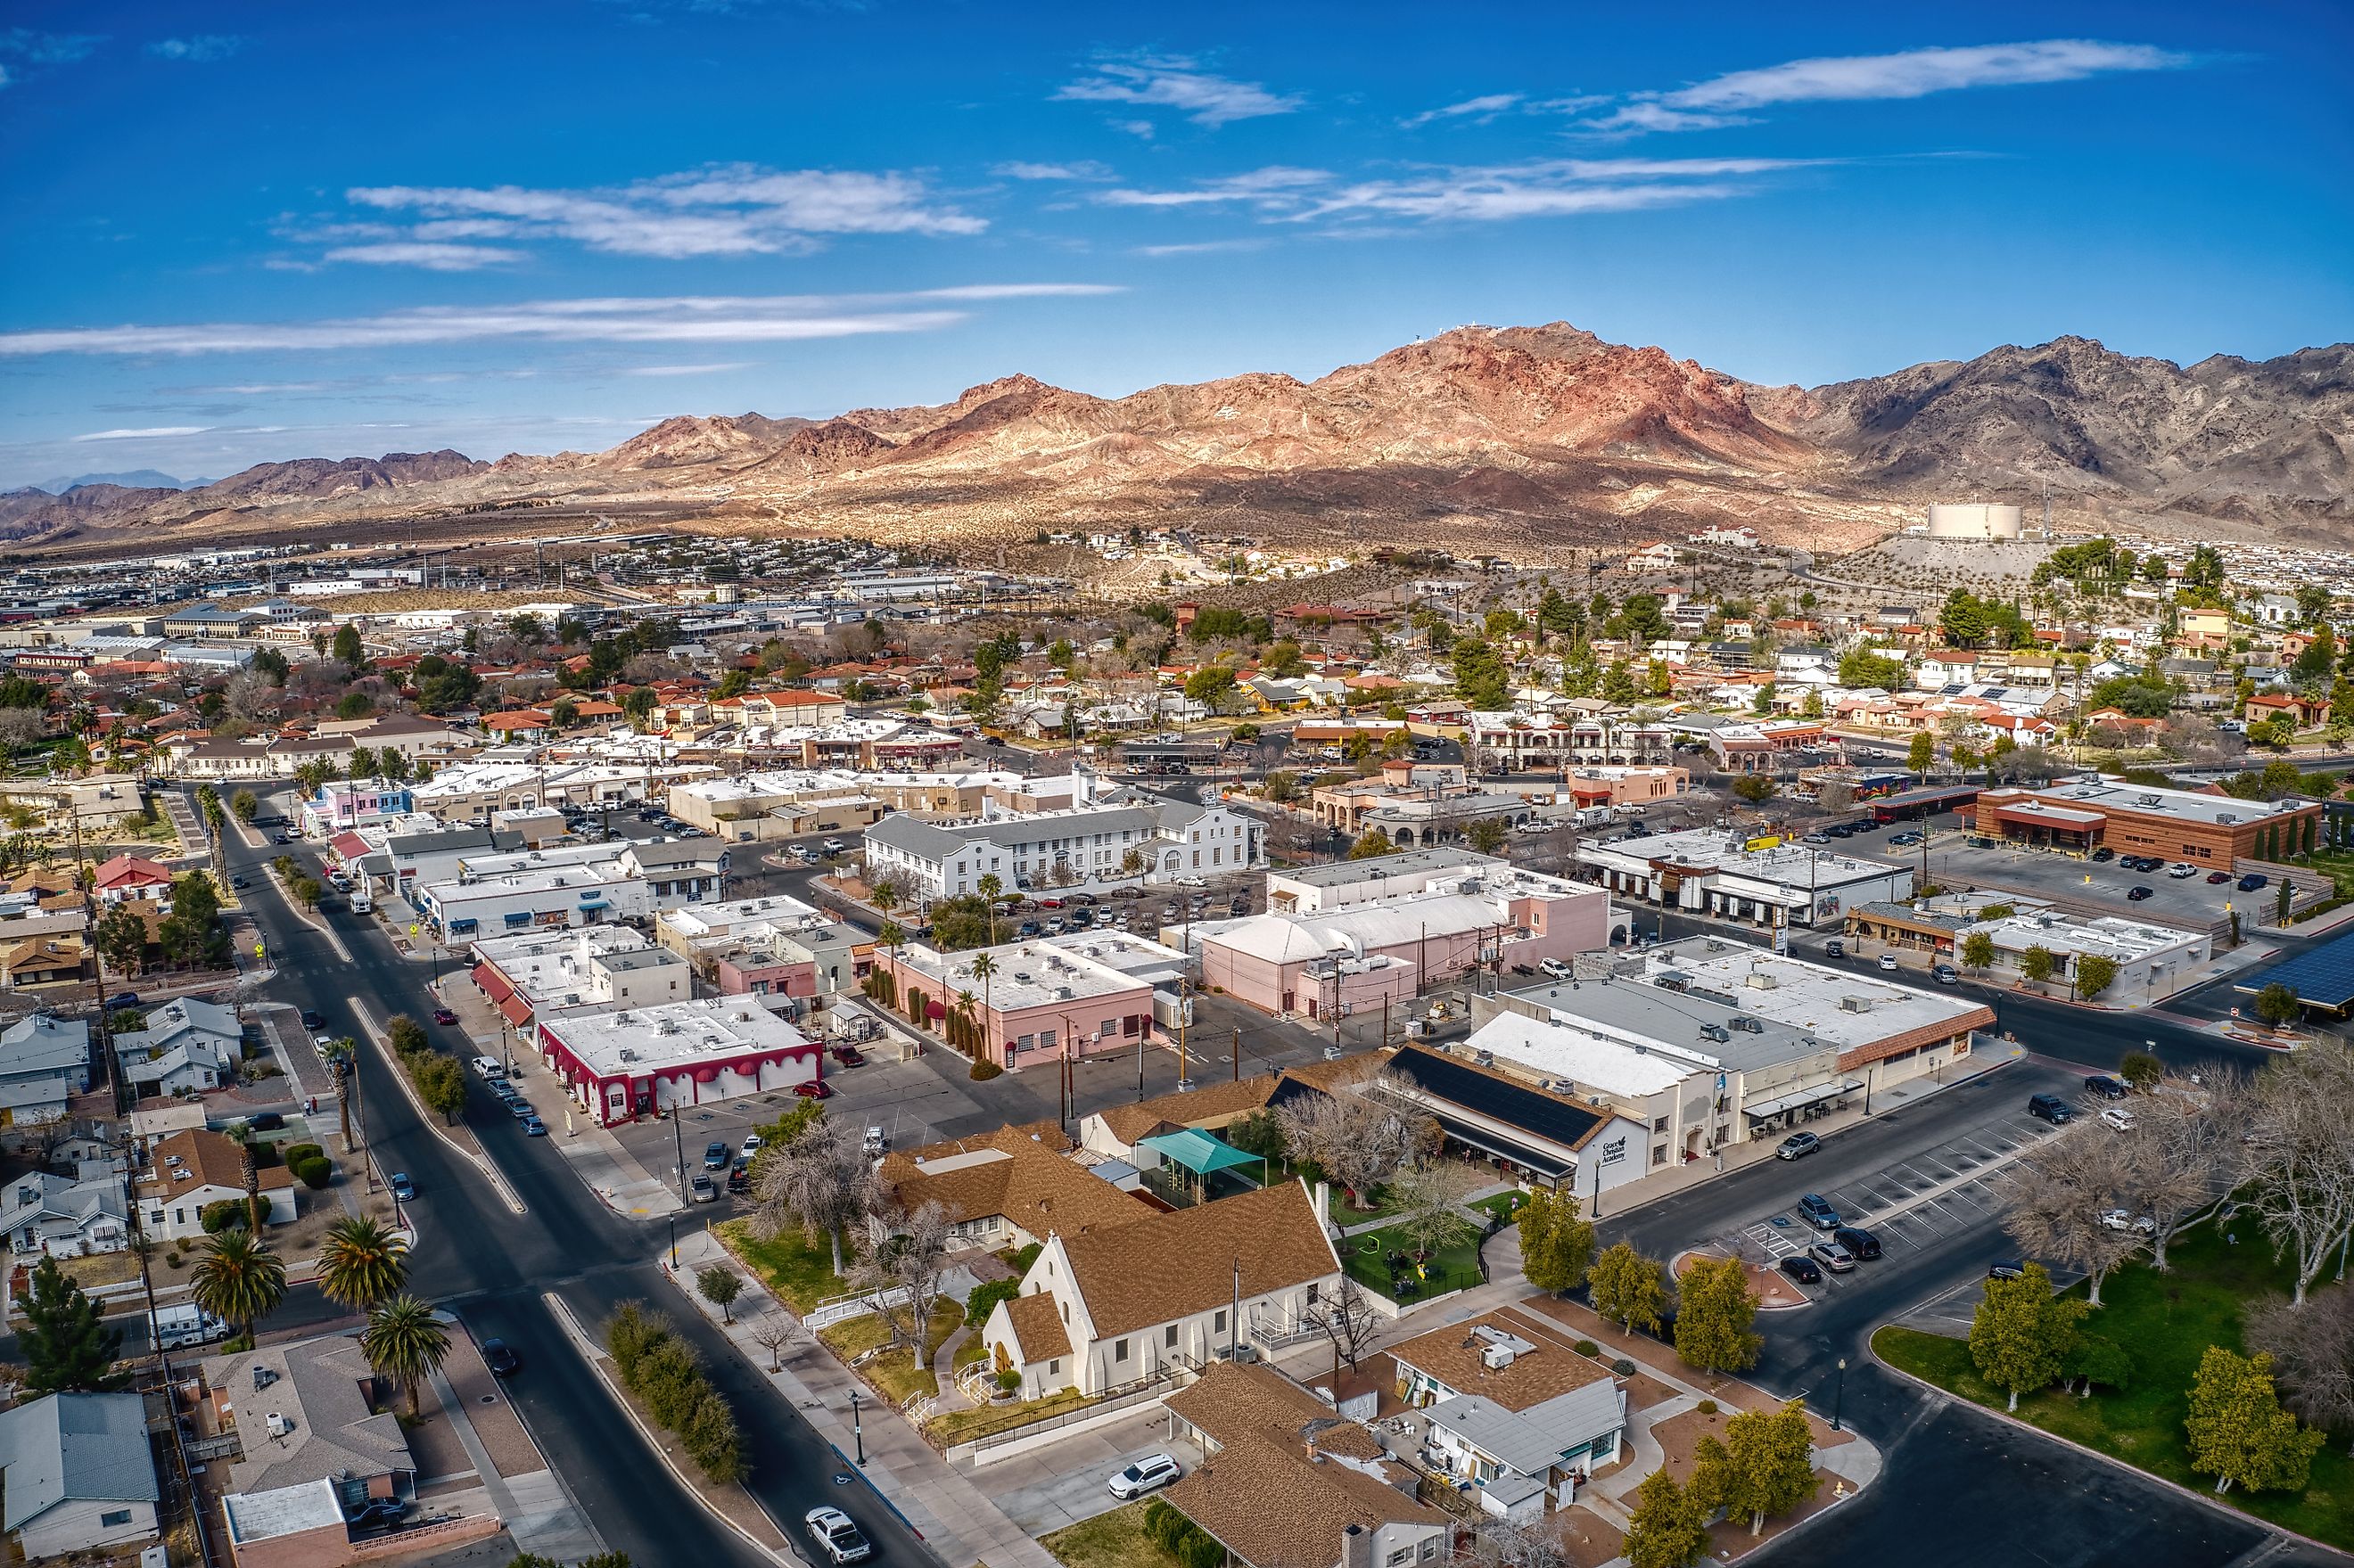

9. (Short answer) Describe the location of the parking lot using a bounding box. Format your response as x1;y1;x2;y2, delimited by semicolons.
1827;816;2238;927
1728;1088;2075;1300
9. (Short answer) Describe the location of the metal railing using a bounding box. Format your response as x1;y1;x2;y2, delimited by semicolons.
959;1373;1174;1456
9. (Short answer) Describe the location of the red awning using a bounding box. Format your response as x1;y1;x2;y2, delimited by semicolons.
497;995;533;1028
1995;803;2103;828
472;963;516;1004
330;832;371;861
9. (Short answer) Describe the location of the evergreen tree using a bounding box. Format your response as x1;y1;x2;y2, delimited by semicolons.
1515;1187;1597;1294
1588;1242;1668;1335
1699;1402;1819;1534
2185;1346;2325;1494
1623;1468;1709;1568
1968;1261;2083;1410
1674;1255;1762;1374
18;1256;128;1393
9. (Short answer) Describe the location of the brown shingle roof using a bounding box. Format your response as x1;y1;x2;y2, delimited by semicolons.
1062;1180;1338;1339
1165;1361;1441;1568
879;1122;1144;1239
138;1129;294;1199
1095;1073;1281;1148
1001;1291;1071;1363
1386;1315;1609;1412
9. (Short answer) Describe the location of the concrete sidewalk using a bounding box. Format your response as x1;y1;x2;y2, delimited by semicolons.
661;1227;1058;1568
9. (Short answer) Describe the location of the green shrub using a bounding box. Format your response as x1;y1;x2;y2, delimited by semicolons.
1695;1399;1717;1415
636;1339;706;1430
1611;1358;1636;1377
199;1200;248;1234
283;1142;323;1165
164;1251;183;1268
969;1059;1003;1080
1181;1531;1225;1568
1008;1242;1043;1274
292;1156;334;1191
966;1278;1020;1327
1573;1339;1599;1357
605;1301;664;1384
1142;1500;1175;1541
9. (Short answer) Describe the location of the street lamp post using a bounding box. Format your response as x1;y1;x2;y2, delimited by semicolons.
670;1107;688;1203
851;1390;866;1465
1831;1356;1848;1432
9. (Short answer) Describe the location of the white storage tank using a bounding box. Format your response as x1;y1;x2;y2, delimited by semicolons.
1926;503;2026;540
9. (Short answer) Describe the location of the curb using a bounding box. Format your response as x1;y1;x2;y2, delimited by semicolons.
544;1291;798;1567
347;997;526;1216
1866;1334;2353;1564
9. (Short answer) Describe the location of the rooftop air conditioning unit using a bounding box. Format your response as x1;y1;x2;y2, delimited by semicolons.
1840;997;1872;1014
265;1412;292;1438
1482;1344;1516;1370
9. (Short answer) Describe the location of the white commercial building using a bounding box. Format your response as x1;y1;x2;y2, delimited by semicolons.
1576;827;1914;931
862;793;1263;904
1967;909;2210;1003
466;926;691;1021
536;997;822;1126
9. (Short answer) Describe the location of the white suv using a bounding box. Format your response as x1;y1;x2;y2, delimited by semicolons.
1108;1453;1181;1498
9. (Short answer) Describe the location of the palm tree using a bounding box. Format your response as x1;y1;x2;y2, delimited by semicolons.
359;1294;449;1417
878;921;906;968
317;1216;408;1312
953;989;977;1053
967;954;998;1063
320;1038;357;1145
975;874;1003;945
191;1229;287;1342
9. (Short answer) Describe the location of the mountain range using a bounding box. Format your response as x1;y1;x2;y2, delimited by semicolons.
4;324;2346;560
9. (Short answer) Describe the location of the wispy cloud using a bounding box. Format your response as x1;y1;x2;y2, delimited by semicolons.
335;164;983;265
1584;38;2197;134
993;160;1116;182
73;426;210;442
1132;239;1266;258
323;242;527;271
620;361;755;376
1402;93;1522;128
0;287;1120;357
0;27;105;85
1056;53;1299;127
1097;167;1330;209
148;35;243;62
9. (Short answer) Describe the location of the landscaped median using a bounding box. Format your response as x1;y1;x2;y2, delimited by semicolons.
1872;1220;2353;1553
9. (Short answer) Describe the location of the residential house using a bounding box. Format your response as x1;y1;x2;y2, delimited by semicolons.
136;1128;296;1240
1;1166;129;1257
90;853;174;904
1161;1359;1447;1568
1389;1318;1626;1520
113;996;243;1097
3;936;88;990
0;1014;93;1129
980;1179;1341;1397
0;1392;160;1560
203;1334;416;1510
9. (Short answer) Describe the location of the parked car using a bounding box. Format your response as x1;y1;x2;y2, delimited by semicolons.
1174;874;1207;888
2099;1209;2156;1234
2089;847;2115;862
804;1507;873;1565
522;1116;547;1137
1801;833;1831;845
482;1338;522;1375
248;1112;285;1132
820;839;847;856
1107;1453;1183;1499
741;1133;763;1155
1832;1227;1881;1260
1807;1241;1856;1273
704;1141;730;1170
1776;1131;1819;1161
2029;1093;2074;1124
1798;1194;1840;1230
727;1162;753;1194
2166;862;2198;878
1779;1255;1823;1285
1988;1260;2027;1281
1876;953;1900;972
388;1172;416;1202
348;1498;410;1531
2100;1107;2137;1132
1537;957;1573;980
432;1007;459;1025
300;1010;327;1030
2127;885;2154;901
689;1173;720;1203
506;1100;536;1121
2239;874;2270;891
794;1080;833;1099
2083;1073;2128;1099
2206;870;2235;884
1823;939;1845;958
829;1045;867;1067
1930;963;1959;984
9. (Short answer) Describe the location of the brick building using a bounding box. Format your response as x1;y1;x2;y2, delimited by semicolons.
1972;778;2323;864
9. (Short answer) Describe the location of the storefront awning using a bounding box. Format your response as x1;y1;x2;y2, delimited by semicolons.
1994;803;2103;829
1422;1109;1574;1182
498;995;533;1028
1742;1080;1864;1121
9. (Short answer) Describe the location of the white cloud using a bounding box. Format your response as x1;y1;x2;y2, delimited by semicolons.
993;160;1115;182
1098;167;1332;210
148;35;242;62
75;426;210;441
323;242;527;271
1585;38;2195;134
339;164;983;264
1293;156;1819;224
621;362;756;376
0;287;1120;357
0;29;107;67
1111;119;1156;140
1132;240;1266;257
1056;54;1299;127
1402;93;1522;128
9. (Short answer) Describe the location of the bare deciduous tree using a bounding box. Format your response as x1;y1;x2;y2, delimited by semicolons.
2244;1040;2354;1306
1298;1277;1383;1383
1273;1071;1420;1203
2120;1073;2249;1271
2000;1126;2144;1307
1468;1516;1576;1568
750;1118;877;1277
2244;1286;2354;1452
851;1199;953;1353
749;1311;798;1372
1388;1160;1479;1260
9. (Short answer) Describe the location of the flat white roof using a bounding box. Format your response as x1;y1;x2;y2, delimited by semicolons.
1633;939;1985;1049
543;997;810;1076
224;1478;346;1543
659;893;826;940
1973;912;2204;962
1466;1012;1692;1096
893;938;1150;1013
1994;776;2315;828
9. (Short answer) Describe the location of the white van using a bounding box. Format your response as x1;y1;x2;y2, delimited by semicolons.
349;891;373;915
150;1303;228;1351
470;1055;507;1080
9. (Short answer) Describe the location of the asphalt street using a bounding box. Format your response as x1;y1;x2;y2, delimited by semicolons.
217;792;926;1568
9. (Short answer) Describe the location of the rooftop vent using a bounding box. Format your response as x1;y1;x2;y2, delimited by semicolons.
1840;996;1872;1014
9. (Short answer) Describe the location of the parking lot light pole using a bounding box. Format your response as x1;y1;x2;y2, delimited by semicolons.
1832;1356;1848;1432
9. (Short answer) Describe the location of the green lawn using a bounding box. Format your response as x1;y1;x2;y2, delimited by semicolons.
1327;1182;1403;1227
716;1219;848;1314
2288;848;2354;900
1339;1220;1484;1303
1873;1222;2354;1551
1041;1501;1183;1568
817;1301;961;1405
1470;1191;1526;1223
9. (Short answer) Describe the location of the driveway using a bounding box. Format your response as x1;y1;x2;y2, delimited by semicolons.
981;1407;1197;1536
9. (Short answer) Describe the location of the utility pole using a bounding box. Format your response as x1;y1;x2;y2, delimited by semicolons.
1231;1026;1240;1083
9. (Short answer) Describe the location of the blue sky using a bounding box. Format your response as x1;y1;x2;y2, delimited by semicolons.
2;0;2347;489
